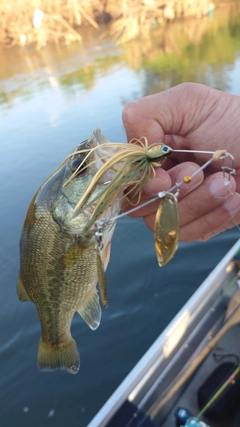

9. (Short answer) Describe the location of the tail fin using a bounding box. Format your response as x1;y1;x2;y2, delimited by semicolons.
37;337;80;374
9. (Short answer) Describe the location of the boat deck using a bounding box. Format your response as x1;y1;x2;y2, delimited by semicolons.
162;324;240;427
87;240;240;427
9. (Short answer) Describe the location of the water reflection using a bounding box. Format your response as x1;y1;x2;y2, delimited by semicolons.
139;4;240;94
1;3;240;111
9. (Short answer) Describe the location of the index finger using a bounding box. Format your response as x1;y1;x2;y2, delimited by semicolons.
122;83;221;144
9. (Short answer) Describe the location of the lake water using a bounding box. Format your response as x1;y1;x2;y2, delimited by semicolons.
1;4;240;427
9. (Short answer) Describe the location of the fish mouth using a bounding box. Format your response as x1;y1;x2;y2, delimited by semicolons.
67;197;118;237
64;200;101;236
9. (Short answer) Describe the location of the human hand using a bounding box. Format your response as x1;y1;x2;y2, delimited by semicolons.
122;83;240;242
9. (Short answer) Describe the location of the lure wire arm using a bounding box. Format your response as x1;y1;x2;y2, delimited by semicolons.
94;148;236;238
95;219;105;250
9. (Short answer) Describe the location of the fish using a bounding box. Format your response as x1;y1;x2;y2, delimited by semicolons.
17;128;121;374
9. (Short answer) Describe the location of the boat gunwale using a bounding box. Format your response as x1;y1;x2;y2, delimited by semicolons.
87;238;240;427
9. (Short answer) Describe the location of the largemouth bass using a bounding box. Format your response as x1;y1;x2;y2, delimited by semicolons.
17;128;121;374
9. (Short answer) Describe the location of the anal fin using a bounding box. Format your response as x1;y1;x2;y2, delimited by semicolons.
17;275;31;302
78;287;101;330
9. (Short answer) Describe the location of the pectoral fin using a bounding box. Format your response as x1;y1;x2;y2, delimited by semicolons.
78;287;101;330
17;275;31;302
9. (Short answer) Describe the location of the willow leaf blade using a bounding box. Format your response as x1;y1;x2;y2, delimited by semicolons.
96;247;108;308
154;194;179;267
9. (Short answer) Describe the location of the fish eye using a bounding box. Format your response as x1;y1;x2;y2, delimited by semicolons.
70;157;87;174
76;139;88;151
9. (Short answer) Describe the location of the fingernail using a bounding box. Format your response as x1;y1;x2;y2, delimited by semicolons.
210;177;233;199
144;177;170;196
144;170;171;196
223;194;240;213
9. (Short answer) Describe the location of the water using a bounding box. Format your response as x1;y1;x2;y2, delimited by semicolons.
1;4;240;426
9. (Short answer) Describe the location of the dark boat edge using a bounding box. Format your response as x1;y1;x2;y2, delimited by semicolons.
88;238;240;427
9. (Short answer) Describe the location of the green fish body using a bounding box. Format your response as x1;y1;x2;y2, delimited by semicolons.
17;129;120;374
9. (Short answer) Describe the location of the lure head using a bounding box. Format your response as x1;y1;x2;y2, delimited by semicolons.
147;144;172;161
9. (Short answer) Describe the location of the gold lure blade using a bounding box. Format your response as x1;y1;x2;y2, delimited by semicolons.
96;247;108;308
154;193;179;266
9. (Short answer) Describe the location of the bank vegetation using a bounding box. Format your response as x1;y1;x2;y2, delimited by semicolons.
0;0;217;49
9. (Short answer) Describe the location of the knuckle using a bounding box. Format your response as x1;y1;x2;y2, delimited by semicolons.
122;99;141;126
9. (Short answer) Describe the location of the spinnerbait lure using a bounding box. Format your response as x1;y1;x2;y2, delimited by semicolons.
65;128;236;307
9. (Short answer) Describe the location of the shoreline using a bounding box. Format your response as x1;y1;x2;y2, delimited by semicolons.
0;0;224;50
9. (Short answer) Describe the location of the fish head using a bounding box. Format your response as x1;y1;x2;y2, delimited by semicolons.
46;128;120;239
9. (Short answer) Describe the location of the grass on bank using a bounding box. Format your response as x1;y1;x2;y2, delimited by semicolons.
0;0;215;49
